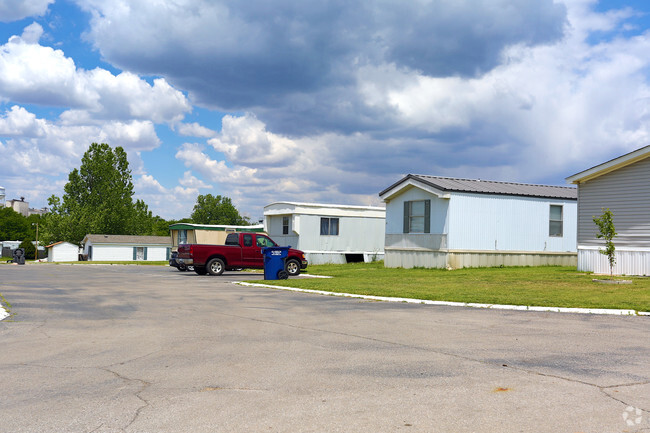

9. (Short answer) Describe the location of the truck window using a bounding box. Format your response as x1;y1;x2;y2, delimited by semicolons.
256;235;277;248
243;234;253;247
225;233;239;246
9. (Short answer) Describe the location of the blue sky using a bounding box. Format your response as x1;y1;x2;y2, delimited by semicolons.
1;0;650;221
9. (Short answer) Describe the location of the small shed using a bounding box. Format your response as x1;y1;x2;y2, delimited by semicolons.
168;223;265;251
566;145;650;275
379;175;578;269
46;241;79;262
264;202;386;264
82;235;171;261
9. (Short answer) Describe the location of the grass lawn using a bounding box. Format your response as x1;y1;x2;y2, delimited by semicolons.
252;262;650;312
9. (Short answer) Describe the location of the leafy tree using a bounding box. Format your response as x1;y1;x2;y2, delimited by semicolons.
19;239;36;260
190;194;250;225
593;208;617;277
0;207;31;240
42;143;141;244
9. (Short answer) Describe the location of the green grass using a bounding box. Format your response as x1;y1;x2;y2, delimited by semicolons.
252;262;650;312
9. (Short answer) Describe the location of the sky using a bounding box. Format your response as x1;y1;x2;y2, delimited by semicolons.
1;0;650;221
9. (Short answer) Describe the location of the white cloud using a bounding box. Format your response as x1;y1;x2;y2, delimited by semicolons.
208;113;298;166
0;106;162;178
0;24;191;123
175;122;215;138
0;0;54;22
20;22;44;44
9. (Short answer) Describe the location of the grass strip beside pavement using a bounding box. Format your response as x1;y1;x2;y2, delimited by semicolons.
251;262;650;312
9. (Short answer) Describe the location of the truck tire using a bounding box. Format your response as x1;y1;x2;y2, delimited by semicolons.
206;258;225;276
194;266;207;275
285;259;301;277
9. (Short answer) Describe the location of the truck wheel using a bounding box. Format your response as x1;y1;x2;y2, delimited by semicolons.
194;266;207;275
206;258;225;276
285;259;300;277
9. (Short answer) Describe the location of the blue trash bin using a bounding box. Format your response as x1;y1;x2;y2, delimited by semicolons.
261;246;290;280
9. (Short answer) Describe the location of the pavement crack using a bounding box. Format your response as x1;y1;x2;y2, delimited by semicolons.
101;367;151;432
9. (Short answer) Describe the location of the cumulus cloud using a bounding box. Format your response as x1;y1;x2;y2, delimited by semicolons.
77;0;566;110
175;122;215;138
208;113;299;166
0;106;162;177
0;24;191;122
0;0;54;22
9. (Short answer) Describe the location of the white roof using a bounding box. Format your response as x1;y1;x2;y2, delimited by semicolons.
264;201;385;218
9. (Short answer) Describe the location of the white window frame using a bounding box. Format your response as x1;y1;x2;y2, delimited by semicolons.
320;217;339;236
549;204;563;237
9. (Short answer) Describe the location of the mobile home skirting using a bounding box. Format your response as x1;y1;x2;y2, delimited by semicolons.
305;250;385;265
578;246;650;276
385;248;577;269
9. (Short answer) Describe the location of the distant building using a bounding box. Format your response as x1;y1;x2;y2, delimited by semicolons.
6;197;29;216
82;235;172;261
168;223;265;251
46;242;80;262
4;196;47;217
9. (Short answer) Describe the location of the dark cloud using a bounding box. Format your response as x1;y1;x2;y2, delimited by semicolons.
83;0;567;118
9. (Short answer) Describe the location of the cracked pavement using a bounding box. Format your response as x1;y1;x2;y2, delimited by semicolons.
0;264;648;432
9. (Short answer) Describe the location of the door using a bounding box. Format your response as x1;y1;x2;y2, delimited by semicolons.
240;234;259;266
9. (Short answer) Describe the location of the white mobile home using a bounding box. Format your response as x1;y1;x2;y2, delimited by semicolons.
379;175;577;269
566;145;650;275
82;235;171;261
46;241;79;262
264;202;385;264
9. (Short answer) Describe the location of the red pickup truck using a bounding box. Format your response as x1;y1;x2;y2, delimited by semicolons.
176;232;308;276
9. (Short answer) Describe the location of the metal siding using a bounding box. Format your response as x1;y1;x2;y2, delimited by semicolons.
578;247;650;275
577;157;650;249
385;188;448;235
448;193;576;252
298;215;384;253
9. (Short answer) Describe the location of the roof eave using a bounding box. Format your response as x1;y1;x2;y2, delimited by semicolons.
566;145;650;184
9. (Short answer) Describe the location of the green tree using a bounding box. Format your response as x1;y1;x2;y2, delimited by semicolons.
190;194;249;225
593;208;617;277
19;239;36;260
0;207;31;240
42;143;138;244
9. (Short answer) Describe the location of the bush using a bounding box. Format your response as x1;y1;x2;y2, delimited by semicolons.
19;240;36;260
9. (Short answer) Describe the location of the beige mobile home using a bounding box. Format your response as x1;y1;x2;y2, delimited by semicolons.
169;223;265;251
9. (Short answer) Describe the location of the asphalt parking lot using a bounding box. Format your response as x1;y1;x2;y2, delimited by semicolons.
0;264;648;433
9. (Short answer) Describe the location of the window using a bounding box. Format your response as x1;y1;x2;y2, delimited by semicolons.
282;216;290;235
225;233;239;245
243;234;253;247
549;205;563;237
256;235;277;248
403;200;430;233
178;229;187;245
320;217;339;236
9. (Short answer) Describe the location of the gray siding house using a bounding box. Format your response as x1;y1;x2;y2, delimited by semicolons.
566;145;650;275
379;175;577;269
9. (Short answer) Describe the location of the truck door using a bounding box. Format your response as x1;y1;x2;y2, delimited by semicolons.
241;234;260;266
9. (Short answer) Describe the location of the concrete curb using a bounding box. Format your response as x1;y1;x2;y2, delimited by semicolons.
0;305;9;321
235;282;650;316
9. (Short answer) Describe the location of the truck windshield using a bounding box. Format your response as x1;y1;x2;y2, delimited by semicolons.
256;236;277;248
